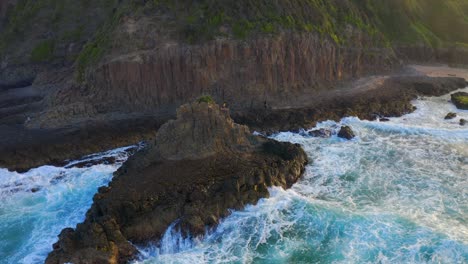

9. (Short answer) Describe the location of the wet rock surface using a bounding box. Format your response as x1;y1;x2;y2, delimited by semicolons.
338;126;356;140
451;92;468;110
445;112;457;120
308;128;333;138
46;101;307;264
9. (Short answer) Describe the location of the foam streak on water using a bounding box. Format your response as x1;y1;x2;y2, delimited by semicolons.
0;146;134;264
135;88;468;264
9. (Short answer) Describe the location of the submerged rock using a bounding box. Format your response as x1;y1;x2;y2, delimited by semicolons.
379;117;390;122
46;100;307;264
445;112;457;120
460;119;467;126
451;92;468;110
338;126;355;140
308;128;332;138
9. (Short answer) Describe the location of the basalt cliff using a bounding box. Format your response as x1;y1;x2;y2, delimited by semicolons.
45;100;307;263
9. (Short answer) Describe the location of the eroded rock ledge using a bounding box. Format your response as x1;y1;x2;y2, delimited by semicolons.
46;101;307;264
1;75;465;173
234;76;468;133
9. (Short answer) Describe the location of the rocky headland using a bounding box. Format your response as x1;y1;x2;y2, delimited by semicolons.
45;100;307;263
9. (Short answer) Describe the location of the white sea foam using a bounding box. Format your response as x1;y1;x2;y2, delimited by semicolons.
0;146;135;264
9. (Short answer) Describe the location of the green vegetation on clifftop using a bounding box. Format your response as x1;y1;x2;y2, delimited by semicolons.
1;0;468;79
0;0;123;65
30;39;55;62
144;0;380;45
351;0;468;46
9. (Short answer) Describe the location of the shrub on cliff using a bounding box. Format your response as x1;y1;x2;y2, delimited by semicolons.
197;95;215;104
30;40;54;62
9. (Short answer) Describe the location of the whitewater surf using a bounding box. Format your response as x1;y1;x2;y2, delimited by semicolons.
0;146;136;263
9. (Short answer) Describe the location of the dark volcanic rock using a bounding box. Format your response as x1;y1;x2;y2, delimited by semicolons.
338;126;355;140
445;112;457;120
46;101;307;264
451;92;468;110
379;117;390;122
460;119;467;126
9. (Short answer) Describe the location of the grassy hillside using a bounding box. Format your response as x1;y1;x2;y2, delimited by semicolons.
1;0;467;70
141;0;379;44
0;0;122;64
353;0;468;47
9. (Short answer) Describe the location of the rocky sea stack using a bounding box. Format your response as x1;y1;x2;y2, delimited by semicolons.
46;100;307;264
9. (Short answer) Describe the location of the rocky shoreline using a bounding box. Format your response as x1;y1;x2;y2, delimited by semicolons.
0;117;161;172
234;75;467;133
46;100;307;263
1;74;466;172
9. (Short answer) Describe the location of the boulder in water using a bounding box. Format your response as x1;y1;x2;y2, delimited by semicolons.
338;126;355;140
445;112;457;120
460;119;467;126
451;92;468;110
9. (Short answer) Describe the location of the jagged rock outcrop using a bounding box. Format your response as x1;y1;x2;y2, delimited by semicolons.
46;100;307;264
154;101;256;160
